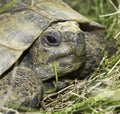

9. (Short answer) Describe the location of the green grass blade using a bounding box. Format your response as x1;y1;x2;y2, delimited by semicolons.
54;62;58;89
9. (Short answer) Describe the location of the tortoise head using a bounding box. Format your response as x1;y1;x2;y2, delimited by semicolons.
22;21;86;81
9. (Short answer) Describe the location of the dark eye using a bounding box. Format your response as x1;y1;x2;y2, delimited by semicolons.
46;36;57;44
42;35;61;46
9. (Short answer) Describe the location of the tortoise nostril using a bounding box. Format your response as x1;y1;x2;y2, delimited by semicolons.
71;32;85;57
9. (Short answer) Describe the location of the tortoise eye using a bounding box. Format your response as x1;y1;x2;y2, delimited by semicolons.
42;34;62;47
46;36;58;45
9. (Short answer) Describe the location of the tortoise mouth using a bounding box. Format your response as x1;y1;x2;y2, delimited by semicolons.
55;54;83;72
41;54;84;81
47;54;82;70
56;54;82;66
47;53;82;63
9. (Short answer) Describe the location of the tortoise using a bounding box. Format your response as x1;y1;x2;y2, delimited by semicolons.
0;0;115;112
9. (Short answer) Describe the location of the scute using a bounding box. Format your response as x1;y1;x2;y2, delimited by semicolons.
0;45;22;75
31;0;104;29
0;10;50;50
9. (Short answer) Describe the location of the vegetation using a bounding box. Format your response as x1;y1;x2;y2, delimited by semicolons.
0;0;119;114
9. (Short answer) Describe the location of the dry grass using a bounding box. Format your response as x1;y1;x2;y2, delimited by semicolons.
41;58;120;114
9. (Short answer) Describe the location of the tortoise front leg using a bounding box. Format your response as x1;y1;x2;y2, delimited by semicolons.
0;66;43;112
